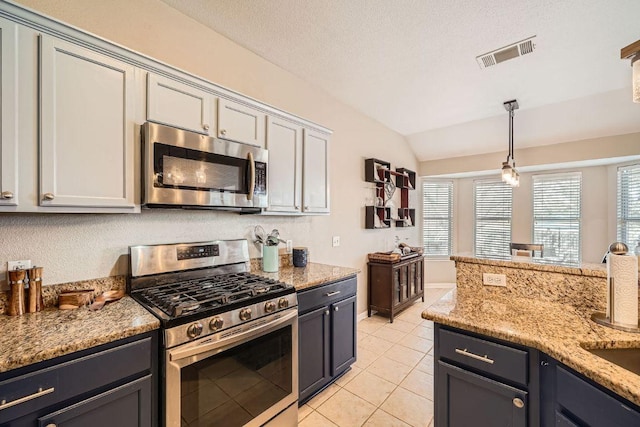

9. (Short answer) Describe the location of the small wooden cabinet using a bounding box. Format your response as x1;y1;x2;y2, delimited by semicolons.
367;255;424;322
298;276;357;404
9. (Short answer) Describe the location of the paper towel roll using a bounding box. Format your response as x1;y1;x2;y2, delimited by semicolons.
607;253;639;327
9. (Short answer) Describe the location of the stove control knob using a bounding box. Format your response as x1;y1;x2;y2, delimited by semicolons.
264;301;276;313
239;308;252;321
209;317;224;331
187;322;203;338
278;298;289;309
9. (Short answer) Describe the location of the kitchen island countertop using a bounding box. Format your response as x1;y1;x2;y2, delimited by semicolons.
0;296;159;374
422;288;640;407
253;262;360;291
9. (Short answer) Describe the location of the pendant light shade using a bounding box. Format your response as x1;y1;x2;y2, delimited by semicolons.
621;40;640;103
501;100;519;187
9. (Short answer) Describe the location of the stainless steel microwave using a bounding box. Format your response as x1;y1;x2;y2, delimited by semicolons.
142;122;268;211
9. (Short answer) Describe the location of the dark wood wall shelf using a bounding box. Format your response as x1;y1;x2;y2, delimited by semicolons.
364;159;416;229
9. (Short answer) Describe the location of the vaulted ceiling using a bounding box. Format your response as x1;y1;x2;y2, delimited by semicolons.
161;0;640;161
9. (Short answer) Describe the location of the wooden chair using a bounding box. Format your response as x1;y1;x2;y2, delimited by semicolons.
510;243;544;258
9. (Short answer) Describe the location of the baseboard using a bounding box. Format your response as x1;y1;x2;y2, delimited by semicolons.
424;282;456;289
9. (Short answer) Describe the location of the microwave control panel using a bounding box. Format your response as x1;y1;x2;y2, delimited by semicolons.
255;162;267;195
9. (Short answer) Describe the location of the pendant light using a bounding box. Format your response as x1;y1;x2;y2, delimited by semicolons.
621;39;640;103
501;99;520;187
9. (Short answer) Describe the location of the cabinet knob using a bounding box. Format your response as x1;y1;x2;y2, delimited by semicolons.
220;129;227;136
304;206;309;211
540;361;549;367
203;124;210;131
334;306;339;312
324;310;329;316
1;191;14;199
43;193;55;201
295;206;300;210
513;398;524;408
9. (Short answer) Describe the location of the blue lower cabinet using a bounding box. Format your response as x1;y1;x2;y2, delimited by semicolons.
0;331;158;427
298;276;357;404
436;324;640;427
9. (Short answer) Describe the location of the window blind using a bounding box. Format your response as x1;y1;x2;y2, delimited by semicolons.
617;164;640;250
533;172;582;264
422;180;453;257
474;179;512;258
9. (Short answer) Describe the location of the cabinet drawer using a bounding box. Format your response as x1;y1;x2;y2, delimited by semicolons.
0;336;152;424
298;276;356;314
438;328;528;386
556;366;640;426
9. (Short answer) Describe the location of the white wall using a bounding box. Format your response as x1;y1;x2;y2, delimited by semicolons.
2;0;421;315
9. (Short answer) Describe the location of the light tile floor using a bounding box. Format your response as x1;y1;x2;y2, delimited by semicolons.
298;287;453;427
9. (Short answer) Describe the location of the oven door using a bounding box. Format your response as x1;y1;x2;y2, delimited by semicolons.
165;309;298;427
143;122;267;209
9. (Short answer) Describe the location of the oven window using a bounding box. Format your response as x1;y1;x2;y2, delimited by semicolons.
153;143;248;193
180;326;292;426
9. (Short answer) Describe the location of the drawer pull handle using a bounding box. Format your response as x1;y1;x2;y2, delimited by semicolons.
0;387;55;411
325;291;341;297
513;397;524;408
455;348;494;365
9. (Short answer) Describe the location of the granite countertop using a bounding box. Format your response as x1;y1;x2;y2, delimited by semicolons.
451;254;608;277
422;289;640;407
0;296;159;374
252;262;360;291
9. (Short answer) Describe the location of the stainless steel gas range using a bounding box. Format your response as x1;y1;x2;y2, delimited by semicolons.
128;239;298;427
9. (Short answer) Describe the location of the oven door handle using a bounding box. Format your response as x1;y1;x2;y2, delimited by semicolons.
168;309;297;362
247;151;255;201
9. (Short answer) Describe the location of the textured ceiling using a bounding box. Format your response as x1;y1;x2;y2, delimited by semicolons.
160;0;640;160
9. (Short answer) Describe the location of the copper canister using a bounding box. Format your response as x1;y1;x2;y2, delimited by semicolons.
7;269;26;316
27;267;44;313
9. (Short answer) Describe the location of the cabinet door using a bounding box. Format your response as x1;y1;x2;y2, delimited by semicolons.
302;129;330;213
39;36;135;209
435;361;527;427
218;98;266;147
331;295;357;375
0;17;18;207
38;375;151;427
265;116;302;212
298;306;330;402
147;73;213;134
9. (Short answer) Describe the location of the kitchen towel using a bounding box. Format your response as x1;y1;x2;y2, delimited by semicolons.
607;253;639;327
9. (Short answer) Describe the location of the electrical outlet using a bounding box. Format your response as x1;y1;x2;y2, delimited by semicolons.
8;260;32;271
332;236;340;247
286;240;293;254
483;273;506;287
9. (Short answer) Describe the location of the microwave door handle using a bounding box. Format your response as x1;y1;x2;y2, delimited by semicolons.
247;151;255;201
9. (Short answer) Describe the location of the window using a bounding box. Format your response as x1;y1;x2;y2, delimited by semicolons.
617;164;640;250
474;179;512;258
422;180;453;256
533;172;582;264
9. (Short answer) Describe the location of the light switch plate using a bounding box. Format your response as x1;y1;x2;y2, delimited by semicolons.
332;236;340;247
286;240;293;254
483;273;506;287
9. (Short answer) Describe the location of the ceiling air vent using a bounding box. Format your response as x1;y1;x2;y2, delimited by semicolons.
476;36;536;69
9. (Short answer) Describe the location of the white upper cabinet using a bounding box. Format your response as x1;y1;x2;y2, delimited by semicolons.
266;117;303;213
39;35;136;209
218;98;266;147
0;17;18;207
147;73;214;135
302;129;330;214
